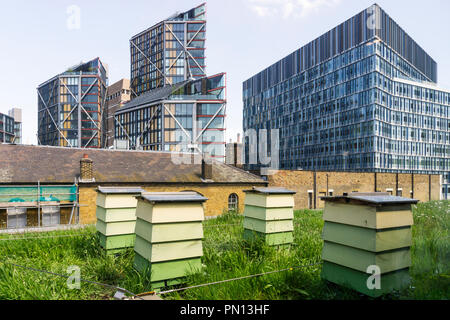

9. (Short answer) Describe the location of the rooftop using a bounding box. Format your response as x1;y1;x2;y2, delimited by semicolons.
117;81;189;114
0;144;265;185
130;3;206;40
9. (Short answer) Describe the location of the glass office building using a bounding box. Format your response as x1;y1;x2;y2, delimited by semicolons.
0;112;15;143
37;58;108;148
243;4;450;198
118;3;227;160
115;73;226;160
130;3;206;98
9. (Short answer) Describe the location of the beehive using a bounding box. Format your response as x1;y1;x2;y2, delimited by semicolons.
133;192;207;289
320;193;418;297
243;187;296;246
95;187;144;254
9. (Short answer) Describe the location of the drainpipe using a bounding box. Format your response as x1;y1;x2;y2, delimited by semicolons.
313;171;317;209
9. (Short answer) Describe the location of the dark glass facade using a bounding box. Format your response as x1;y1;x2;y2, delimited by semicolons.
130;3;206;98
37;58;108;148
243;4;450;198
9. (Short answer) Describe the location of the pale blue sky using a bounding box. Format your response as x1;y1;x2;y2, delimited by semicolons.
0;0;449;145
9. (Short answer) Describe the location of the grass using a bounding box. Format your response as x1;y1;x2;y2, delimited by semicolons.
0;201;448;300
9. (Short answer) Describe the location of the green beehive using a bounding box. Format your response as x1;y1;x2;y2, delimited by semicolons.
243;187;296;246
320;193;418;297
133;192;207;289
95;187;144;254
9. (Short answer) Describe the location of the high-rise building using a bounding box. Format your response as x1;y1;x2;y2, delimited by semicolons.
105;79;131;148
0;112;15;143
243;4;450;198
116;3;226;160
37;58;108;148
115;73;226;159
8;107;22;144
130;3;207;98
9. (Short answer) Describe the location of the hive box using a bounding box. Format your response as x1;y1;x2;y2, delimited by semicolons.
95;187;144;254
243;187;296;246
320;193;418;298
133;192;207;289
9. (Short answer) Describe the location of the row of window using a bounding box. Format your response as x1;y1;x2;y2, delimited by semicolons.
106;89;130;102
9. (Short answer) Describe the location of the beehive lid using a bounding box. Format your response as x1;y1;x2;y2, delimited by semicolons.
244;187;296;195
321;193;419;205
97;187;145;195
138;192;208;203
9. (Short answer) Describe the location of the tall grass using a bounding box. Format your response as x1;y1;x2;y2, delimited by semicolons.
408;201;450;299
0;201;448;300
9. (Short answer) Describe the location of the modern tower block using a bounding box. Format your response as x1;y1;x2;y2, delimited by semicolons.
320;193;418;297
95;187;144;254
133;192;207;289
243;187;296;246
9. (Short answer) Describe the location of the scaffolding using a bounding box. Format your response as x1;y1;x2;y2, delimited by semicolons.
0;183;80;231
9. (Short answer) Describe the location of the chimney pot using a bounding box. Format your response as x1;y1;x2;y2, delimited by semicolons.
201;153;213;180
80;155;94;182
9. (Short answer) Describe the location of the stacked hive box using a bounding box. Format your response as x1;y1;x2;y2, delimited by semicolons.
96;187;144;254
133;192;207;289
243;187;296;246
320;193;418;297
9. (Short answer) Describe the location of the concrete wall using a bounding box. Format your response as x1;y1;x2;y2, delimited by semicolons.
79;183;263;225
266;170;441;210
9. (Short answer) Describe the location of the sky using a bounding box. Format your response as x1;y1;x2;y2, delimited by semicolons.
0;0;449;145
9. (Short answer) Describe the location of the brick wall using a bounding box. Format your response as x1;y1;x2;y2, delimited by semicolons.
266;170;441;210
79;183;263;225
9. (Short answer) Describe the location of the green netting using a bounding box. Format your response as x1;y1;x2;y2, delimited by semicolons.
0;185;77;203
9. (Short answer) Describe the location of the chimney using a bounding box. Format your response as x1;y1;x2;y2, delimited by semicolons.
237;133;241;144
80;154;94;182
201;154;213;180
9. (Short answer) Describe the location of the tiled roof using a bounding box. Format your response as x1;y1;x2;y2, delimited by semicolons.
0;144;266;185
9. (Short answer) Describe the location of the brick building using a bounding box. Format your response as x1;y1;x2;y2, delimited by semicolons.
0;144;266;228
105;79;131;148
264;170;440;210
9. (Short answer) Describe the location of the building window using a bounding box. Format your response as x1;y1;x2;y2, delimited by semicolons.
228;193;239;212
308;191;313;209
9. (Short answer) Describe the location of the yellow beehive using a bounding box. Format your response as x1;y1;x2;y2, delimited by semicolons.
243;187;296;246
133;192;207;289
320;193;418;297
95;187;144;254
